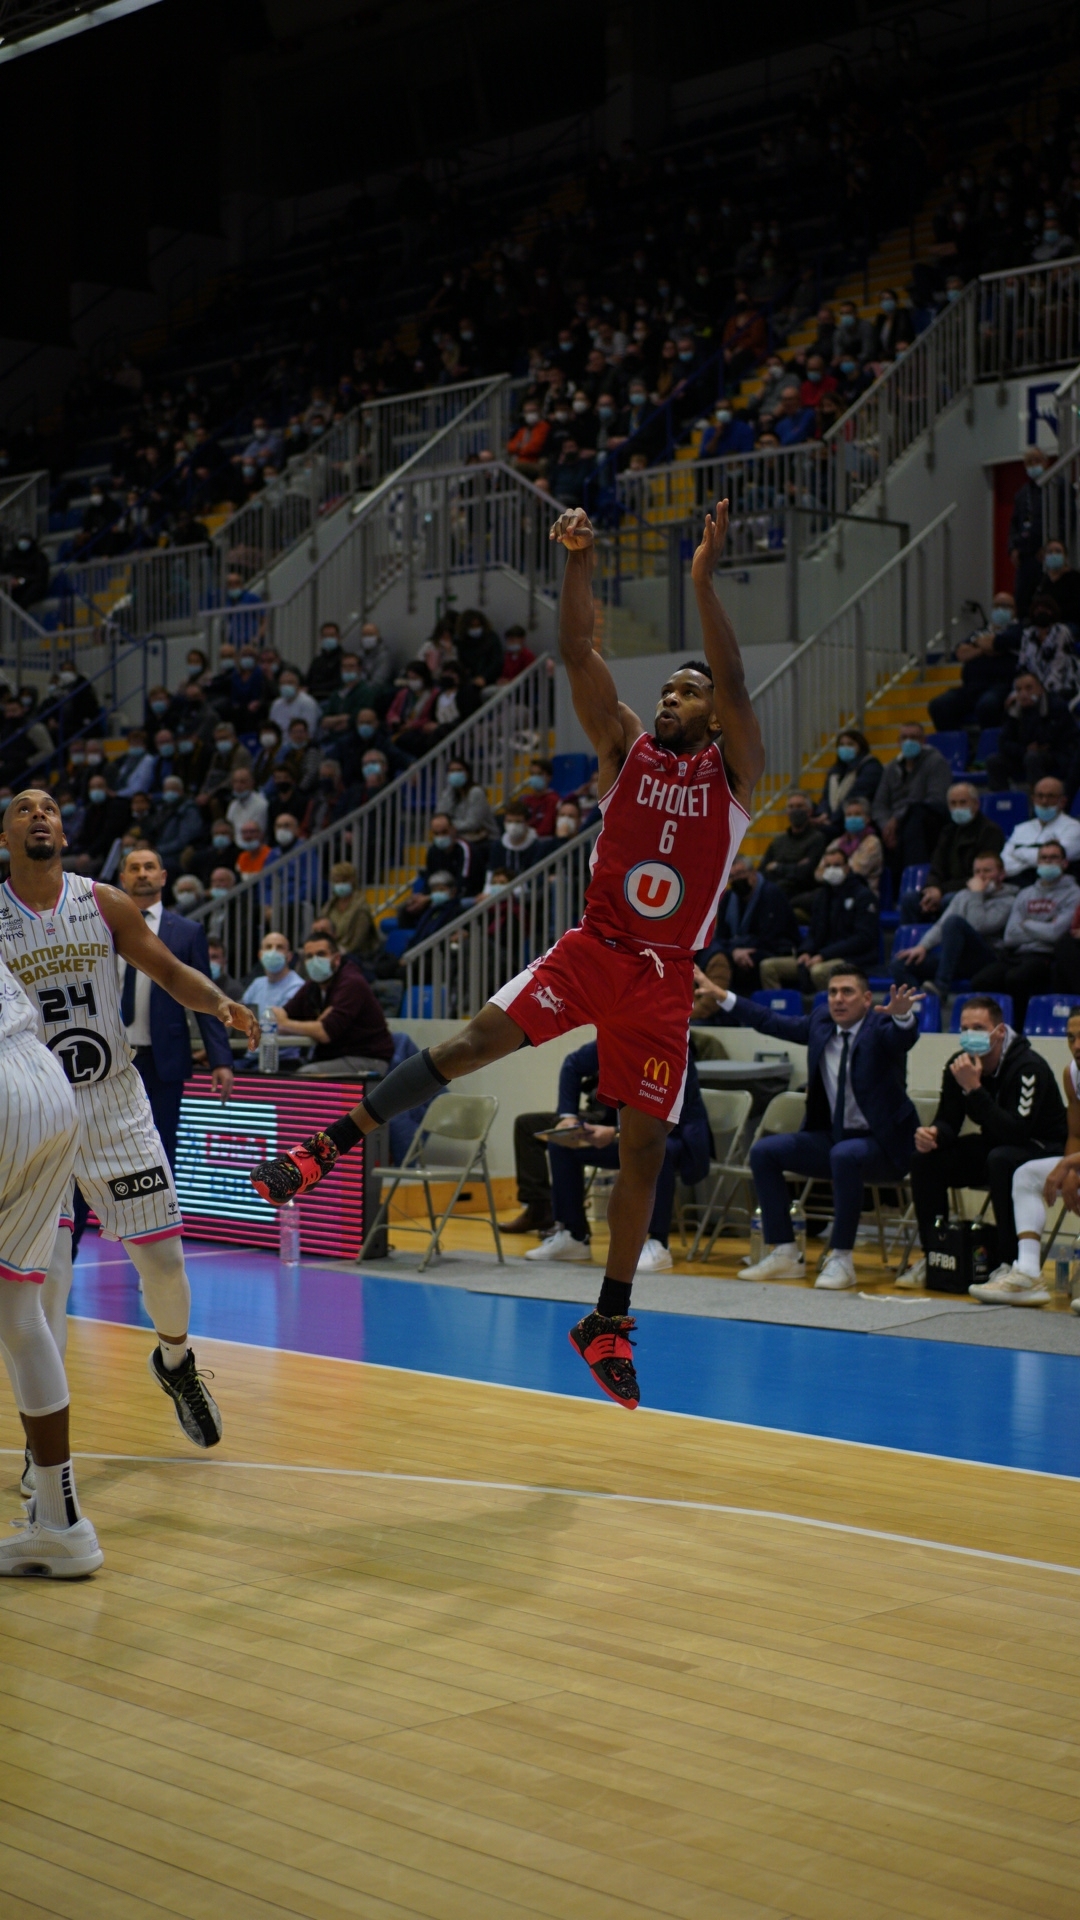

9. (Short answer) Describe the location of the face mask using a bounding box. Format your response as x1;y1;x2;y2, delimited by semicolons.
85;752;103;767
209;887;230;901
360;632;378;650
991;605;1012;628
212;833;232;850
447;770;467;788
341;670;358;686
1038;863;1063;882
432;834;452;850
523;412;540;427
429;891;450;908
88;788;106;805
598;405;614;421
1025;462;1043;478
787;811;809;831
822;867;845;886
900;738;922;759
175;892;199;912
881;297;896;313
505;822;529;846
150;699;168;716
239;657;255;673
356;723;375;740
275;827;295;847
59;670;77;686
259;732;277;749
261;948;287;974
320;634;339;651
555;816;576;838
306;954;333;982
837;743;857;763
528;774;546;790
467;626;483;639
177;738;193;754
843;816;865;835
60;802;76;819
215;739;233;756
279;684;298;702
678;350;694;363
572;399;589;414
163;788;182;804
840;359;856;377
630;391;646;407
332;881;353;897
961;1029;992;1055
1045;553;1066;573
209;959;223;978
947;806;976;827
1035;804;1060;823
405;678;422;693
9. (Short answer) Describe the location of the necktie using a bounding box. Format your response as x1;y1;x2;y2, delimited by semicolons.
831;1029;850;1141
120;911;149;1025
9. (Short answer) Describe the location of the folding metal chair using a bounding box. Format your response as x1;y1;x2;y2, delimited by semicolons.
359;1094;504;1271
694;1090;808;1260
683;1088;754;1256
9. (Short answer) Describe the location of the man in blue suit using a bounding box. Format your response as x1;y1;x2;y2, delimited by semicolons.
118;845;233;1170
702;968;921;1290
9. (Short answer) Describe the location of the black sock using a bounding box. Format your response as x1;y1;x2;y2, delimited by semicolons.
597;1276;632;1318
325;1114;363;1154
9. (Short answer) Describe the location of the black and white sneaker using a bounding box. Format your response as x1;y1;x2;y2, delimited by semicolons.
148;1346;222;1448
20;1446;34;1498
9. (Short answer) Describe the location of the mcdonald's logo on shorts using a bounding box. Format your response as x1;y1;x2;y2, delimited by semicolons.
643;1056;670;1087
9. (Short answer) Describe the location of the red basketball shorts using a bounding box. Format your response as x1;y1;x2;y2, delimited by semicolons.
490;926;693;1122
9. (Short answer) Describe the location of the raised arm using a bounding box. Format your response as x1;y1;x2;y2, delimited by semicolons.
550;507;642;793
96;885;258;1045
691;500;765;808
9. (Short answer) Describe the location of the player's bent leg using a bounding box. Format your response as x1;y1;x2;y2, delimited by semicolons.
0;1277;102;1577
252;1004;529;1205
568;1108;670;1412
125;1233;222;1448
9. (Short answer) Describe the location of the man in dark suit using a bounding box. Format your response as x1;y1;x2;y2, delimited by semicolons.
703;969;921;1290
707;854;799;994
118;844;233;1170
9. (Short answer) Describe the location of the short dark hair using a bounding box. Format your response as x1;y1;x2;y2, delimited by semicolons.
960;994;1004;1025
119;844;164;873
1041;839;1067;861
304;931;340;952
680;659;713;683
828;969;870;993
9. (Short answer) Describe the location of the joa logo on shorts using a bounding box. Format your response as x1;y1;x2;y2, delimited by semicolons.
625;859;684;919
643;1056;670;1088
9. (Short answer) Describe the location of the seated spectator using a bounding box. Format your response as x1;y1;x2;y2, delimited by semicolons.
968;839;1080;1024
813;728;883;832
760;847;878;992
507;404;550;477
155;775;203;872
521;758;560;838
317;862;381;965
721;289;767;384
355;623;395;705
497;626;536;683
437;756;498;842
1016;594;1080;702
221;570;266;650
871;722;952;870
239;932;306;1068
800;353;837;407
900;782;1005;921
892;852;1017;997
65;770;128;876
554;798;581;840
187;819;238;886
1033;540;1080;629
402;871;465;946
225;647;269;732
386;660;438;753
988;672;1077;791
307;621;345;702
929;592;1023;731
110;726;156;796
521;1044;710;1273
317;653;367;739
907;996;1066;1288
497;800;546;875
698;403;754;459
271;933;394;1072
1;529;49;609
47;658;99;738
870;290;915;360
206;868;238;944
398;815;473;926
716;974;920;1291
236;820;271;875
710;854;799;994
303;758;363;836
235;416;283;471
552;438;588;507
171;874;205;916
1000;775;1080;880
269;666;321;737
773;384;815;446
251;721;283;789
811;799;883;903
357;748;390;804
278;717;321;796
197;722;252;809
334;706;409;785
225;767;269;839
205;936;241;1002
455;610;503;689
759;790;829;900
979;1010;1080;1303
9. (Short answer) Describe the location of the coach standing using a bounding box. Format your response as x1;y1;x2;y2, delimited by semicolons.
117;845;233;1169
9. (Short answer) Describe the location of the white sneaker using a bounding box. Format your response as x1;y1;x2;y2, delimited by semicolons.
19;1446;34;1498
739;1246;806;1282
0;1515;103;1578
895;1257;926;1290
815;1252;857;1290
635;1238;673;1273
524;1228;591;1263
969;1265;1050;1306
1072;1295;1080;1315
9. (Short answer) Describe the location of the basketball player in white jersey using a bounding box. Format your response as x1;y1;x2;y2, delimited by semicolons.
971;1006;1080;1310
251;502;765;1409
0;791;258;1460
0;952;103;1575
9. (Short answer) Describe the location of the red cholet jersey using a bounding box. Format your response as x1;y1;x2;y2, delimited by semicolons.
582;732;749;956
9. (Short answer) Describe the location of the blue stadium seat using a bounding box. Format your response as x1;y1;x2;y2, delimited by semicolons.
405;984;449;1018
750;989;802;1017
890;924;927;957
877;867;894;913
927;731;968;773
983;792;1030;836
381;925;413;958
1023;994;1080;1036
917;994;941;1033
899;864;930;898
950;992;1013;1030
551;752;596;796
975;728;1001;761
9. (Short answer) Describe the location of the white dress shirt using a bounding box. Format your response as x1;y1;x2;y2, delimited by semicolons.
1001;810;1080;876
120;900;160;1047
717;990;914;1133
226;790;269;837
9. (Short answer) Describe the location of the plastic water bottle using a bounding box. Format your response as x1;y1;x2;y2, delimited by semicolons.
279;1201;300;1266
789;1200;807;1263
258;1006;279;1075
749;1207;764;1266
1054;1253;1071;1299
1070;1243;1080;1305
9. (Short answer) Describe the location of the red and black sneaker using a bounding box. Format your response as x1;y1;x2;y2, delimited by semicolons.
251;1132;339;1205
568;1311;640;1410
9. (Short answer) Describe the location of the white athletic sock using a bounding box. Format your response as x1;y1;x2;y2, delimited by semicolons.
1015;1238;1042;1279
158;1335;190;1372
33;1460;80;1530
829;1248;855;1266
42;1226;73;1361
770;1242;800;1259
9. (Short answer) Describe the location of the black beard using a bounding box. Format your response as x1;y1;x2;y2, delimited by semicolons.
653;723;690;755
26;841;57;861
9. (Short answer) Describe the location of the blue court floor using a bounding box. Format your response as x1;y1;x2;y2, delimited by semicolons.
71;1233;1080;1479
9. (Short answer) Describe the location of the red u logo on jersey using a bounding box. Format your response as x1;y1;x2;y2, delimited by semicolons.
624;860;685;919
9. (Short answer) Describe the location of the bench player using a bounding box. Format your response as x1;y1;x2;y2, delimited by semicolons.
251;502;764;1409
0;791;258;1459
0;952;103;1575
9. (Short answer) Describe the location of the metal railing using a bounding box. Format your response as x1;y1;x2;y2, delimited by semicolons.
746;503;957;818
0;469;49;547
192;655;554;980
399;822;600;1021
977;255;1080;380
0;589;167;779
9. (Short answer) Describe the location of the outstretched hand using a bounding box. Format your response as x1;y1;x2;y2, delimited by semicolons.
879;981;924;1021
549;507;595;550
691;499;731;579
222;999;259;1046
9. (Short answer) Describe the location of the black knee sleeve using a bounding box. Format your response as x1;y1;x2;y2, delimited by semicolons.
361;1047;449;1125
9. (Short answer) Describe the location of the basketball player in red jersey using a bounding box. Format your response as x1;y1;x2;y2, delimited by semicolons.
252;501;764;1408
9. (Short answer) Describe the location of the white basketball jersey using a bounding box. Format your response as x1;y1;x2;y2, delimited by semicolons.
0;873;132;1088
0;951;36;1044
